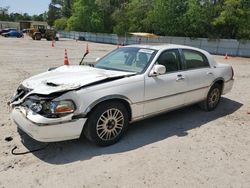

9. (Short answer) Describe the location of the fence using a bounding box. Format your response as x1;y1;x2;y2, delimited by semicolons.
59;31;250;57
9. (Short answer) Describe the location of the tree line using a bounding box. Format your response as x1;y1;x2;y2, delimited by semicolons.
50;0;250;40
1;0;250;40
0;7;47;22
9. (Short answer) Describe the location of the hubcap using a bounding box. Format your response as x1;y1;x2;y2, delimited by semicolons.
208;88;220;108
96;108;124;141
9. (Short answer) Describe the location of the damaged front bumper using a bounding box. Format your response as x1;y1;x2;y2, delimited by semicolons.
11;106;87;142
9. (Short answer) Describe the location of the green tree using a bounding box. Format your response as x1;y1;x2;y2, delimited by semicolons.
237;0;250;39
0;6;10;21
62;0;75;18
54;17;68;30
45;0;250;39
112;8;128;35
67;0;104;32
151;0;188;36
32;13;47;21
183;0;209;38
48;3;62;26
126;0;154;32
95;0;114;33
213;0;247;39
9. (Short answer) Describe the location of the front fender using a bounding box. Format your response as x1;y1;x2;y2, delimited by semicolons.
83;95;132;115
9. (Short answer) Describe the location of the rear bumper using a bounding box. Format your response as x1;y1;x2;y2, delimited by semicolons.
11;107;87;142
223;79;234;95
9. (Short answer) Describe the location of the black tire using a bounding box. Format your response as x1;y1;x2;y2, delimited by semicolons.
34;33;42;40
83;101;129;146
199;83;222;111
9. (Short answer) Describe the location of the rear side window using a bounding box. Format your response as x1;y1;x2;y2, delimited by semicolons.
183;50;209;69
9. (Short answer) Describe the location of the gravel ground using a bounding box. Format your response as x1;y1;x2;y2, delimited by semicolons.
0;36;249;188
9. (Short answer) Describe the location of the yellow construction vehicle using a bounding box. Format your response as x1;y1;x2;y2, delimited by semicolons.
27;25;58;41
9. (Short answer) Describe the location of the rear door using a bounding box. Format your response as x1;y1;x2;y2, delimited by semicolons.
180;49;215;104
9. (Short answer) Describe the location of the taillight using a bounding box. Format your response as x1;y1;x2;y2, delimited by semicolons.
231;67;234;79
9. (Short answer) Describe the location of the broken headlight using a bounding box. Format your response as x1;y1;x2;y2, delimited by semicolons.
24;98;76;118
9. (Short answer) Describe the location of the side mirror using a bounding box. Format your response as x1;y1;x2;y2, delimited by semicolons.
95;57;100;62
149;65;166;76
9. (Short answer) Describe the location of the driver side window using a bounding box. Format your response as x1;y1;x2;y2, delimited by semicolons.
156;50;181;73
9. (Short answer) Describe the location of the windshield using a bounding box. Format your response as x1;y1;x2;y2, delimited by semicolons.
95;47;157;73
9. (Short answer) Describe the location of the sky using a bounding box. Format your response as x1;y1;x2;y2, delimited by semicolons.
0;0;50;15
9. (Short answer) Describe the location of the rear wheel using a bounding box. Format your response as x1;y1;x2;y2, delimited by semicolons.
200;83;222;111
84;101;129;146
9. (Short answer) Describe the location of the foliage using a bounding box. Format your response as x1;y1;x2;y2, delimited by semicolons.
67;0;104;32
150;0;188;36
2;0;250;39
54;17;68;30
212;0;250;39
0;7;46;22
183;0;208;37
112;8;128;35
47;3;62;26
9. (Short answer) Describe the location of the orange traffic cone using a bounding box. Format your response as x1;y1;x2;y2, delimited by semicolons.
52;40;55;47
247;108;250;114
224;53;228;60
64;49;69;65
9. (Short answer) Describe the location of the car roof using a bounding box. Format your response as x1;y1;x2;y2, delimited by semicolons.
127;44;205;52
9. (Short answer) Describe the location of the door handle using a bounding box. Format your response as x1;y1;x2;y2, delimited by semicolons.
176;74;185;81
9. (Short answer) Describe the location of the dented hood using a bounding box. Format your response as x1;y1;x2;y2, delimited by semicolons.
22;65;134;95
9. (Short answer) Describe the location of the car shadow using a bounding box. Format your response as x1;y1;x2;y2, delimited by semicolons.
18;97;242;164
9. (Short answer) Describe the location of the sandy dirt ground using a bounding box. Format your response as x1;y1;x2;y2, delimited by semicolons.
0;36;249;188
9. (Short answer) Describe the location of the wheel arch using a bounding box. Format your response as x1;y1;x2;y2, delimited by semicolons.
211;77;224;91
84;95;133;121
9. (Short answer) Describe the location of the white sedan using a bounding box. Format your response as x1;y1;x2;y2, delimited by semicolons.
10;44;234;146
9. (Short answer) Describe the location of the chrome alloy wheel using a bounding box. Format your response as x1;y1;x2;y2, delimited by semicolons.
208;88;220;108
96;108;124;141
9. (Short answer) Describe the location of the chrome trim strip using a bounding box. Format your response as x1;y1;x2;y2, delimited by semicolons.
133;86;209;105
131;99;205;123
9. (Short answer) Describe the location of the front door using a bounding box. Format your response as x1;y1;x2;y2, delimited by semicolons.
144;49;188;116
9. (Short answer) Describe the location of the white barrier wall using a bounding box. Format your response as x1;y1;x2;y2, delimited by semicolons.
59;31;250;57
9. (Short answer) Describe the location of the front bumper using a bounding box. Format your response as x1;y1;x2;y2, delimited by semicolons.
11;107;87;142
223;79;234;95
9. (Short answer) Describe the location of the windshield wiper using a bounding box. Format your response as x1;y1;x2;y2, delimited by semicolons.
95;66;136;73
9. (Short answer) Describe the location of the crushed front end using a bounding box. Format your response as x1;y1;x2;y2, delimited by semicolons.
10;85;86;142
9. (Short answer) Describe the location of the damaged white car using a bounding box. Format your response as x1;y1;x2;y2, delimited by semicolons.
10;44;234;146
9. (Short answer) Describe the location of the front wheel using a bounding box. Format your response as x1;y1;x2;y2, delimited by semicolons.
200;83;222;111
83;101;129;146
34;33;42;40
